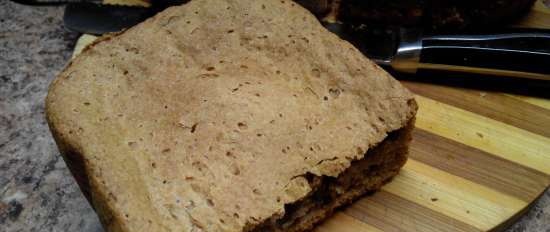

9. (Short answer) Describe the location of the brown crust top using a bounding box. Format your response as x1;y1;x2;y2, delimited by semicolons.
46;0;416;231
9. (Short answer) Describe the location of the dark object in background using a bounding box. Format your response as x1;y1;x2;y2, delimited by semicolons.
294;0;332;16
64;2;152;35
63;0;189;35
295;0;537;31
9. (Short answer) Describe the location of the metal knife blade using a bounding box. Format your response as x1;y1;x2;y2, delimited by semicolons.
64;2;156;35
322;22;399;66
64;0;190;35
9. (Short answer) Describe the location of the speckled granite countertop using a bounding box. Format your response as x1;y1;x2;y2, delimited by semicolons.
0;1;548;231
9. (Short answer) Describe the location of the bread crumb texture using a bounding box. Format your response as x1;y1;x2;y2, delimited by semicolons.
45;0;416;231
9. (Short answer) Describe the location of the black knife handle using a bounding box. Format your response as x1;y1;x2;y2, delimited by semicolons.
392;29;550;80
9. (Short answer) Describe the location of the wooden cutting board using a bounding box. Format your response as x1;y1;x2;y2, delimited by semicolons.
72;1;550;231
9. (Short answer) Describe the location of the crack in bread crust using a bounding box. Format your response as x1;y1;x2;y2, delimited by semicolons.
250;118;414;232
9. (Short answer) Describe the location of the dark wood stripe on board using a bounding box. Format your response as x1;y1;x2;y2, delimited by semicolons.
410;129;550;202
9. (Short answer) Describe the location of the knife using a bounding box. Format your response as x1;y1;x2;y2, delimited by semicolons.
325;23;550;80
64;2;550;80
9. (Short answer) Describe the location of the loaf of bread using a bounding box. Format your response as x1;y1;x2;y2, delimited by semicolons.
46;0;417;231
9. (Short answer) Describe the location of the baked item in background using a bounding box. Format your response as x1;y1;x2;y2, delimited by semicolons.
295;0;536;31
46;0;417;231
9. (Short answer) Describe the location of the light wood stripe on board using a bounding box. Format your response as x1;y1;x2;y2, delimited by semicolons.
382;159;527;231
414;95;550;175
402;81;550;138
504;93;550;111
410;129;550;202
315;213;383;232
344;190;480;232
